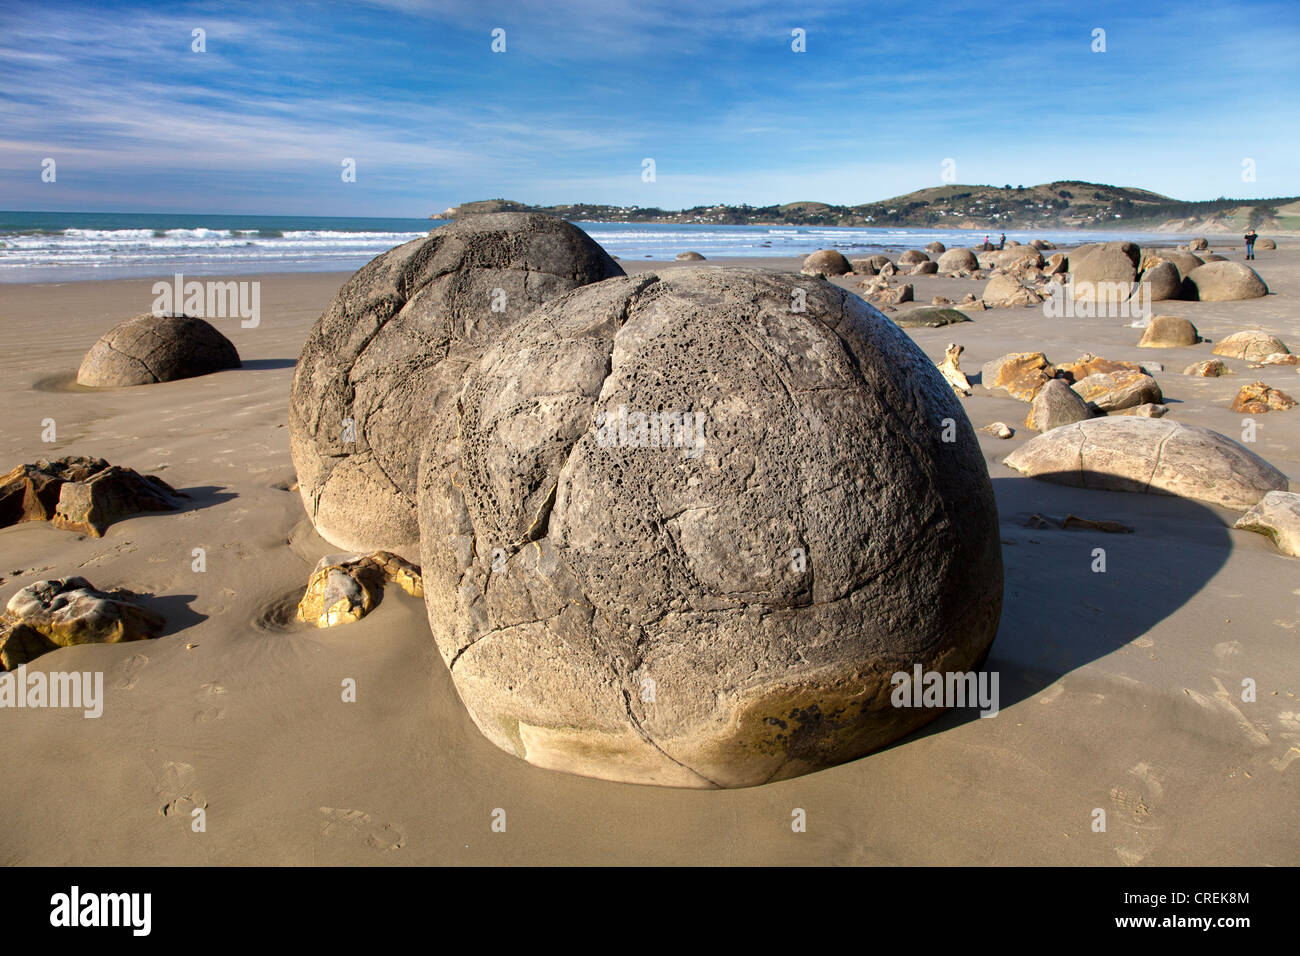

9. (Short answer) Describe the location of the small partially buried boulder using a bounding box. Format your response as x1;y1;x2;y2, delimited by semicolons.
296;551;423;628
925;241;946;255
675;251;706;261
1234;491;1300;556
1230;381;1296;414
938;248;979;272
898;250;929;266
1138;261;1182;302
1182;261;1268;301
77;314;240;387
910;260;939;275
1253;353;1300;367
1256;238;1277;251
418;268;1003;788
850;258;878;275
1112;403;1169;418
982;273;1044;308
1138;315;1200;348
1184;359;1231;377
892;307;972;329
982;352;1057;401
1213;330;1289;362
1026;379;1091;432
1069;369;1163;412
801;249;852;276
3;577;164;662
1189;238;1209;251
0;456;184;536
1003;417;1288;510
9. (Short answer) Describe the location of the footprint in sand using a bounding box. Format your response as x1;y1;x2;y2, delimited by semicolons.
319;807;405;851
1109;761;1165;865
155;760;208;819
115;653;150;690
196;681;227;723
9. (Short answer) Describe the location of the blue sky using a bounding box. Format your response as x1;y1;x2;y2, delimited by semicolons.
1;0;1297;216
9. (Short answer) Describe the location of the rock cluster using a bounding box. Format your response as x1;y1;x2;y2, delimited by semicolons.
291;231;1005;787
0;456;185;537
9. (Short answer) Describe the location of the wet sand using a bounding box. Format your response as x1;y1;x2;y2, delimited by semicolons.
0;243;1296;865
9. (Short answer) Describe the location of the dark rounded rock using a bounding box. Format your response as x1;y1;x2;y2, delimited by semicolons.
76;314;239;387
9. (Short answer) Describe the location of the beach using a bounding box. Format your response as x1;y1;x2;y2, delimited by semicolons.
1;239;1296;866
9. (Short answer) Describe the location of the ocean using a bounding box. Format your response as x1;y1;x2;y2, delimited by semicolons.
0;211;1187;283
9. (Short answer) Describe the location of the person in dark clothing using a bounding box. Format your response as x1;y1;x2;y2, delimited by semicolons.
1244;229;1258;260
998;233;1006;250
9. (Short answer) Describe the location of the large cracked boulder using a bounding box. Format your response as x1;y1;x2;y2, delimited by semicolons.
1068;241;1140;302
76;314;240;387
1004;417;1288;510
289;213;624;560
1213;330;1289;362
416;269;1003;789
1181;261;1268;301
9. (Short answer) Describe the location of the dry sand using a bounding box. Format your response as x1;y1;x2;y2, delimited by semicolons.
1;244;1297;866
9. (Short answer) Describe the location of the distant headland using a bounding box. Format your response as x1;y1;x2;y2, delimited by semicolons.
436;182;1300;233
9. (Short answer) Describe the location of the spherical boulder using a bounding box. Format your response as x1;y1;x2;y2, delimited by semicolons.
1257;238;1277;250
937;248;979;272
1182;261;1268;301
925;241;946;255
289;212;624;560
1138;315;1200;348
898;250;929;266
1138;261;1182;302
76;314;239;387
800;249;852;276
1068;241;1140;301
1141;251;1203;277
1189;237;1209;251
675;251;706;261
416;269;1003;788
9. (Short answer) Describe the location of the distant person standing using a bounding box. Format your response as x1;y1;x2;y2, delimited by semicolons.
1244;228;1258;260
998;233;1006;250
983;235;990;250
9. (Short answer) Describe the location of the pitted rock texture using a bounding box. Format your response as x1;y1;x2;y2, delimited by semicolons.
416;269;1003;788
289;213;624;560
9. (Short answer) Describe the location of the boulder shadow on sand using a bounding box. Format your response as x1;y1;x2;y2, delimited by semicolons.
901;476;1234;744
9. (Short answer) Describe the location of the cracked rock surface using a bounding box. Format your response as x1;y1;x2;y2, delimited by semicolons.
289;212;624;561
416;269;1003;788
76;313;240;387
1003;417;1288;510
